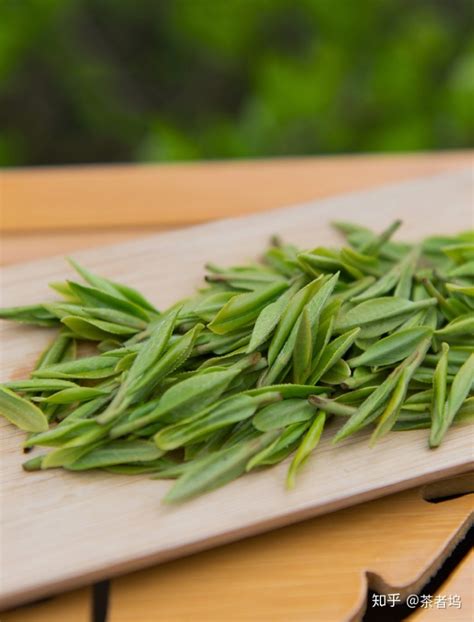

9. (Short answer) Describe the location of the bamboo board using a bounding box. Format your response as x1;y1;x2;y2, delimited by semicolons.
0;169;473;610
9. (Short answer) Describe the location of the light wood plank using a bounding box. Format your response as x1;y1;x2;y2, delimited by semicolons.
1;152;472;232
0;170;473;610
410;550;473;621
0;229;163;266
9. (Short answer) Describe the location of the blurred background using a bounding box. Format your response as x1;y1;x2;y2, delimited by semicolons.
0;0;473;167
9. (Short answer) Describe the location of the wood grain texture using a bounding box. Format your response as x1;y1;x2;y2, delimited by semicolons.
0;229;164;266
1;589;90;622
2;477;470;622
107;487;473;622
410;550;473;621
1;152;472;233
0;169;473;610
1;153;472;268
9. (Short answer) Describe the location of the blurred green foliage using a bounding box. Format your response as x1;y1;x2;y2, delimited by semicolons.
0;0;472;166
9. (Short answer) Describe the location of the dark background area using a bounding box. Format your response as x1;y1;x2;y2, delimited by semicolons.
1;0;473;167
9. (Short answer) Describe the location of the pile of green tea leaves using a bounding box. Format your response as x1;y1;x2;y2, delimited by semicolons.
1;221;473;503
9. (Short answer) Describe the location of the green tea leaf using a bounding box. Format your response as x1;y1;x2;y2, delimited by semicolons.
431;353;474;447
369;336;431;443
41;444;99;469
24;419;99;447
82;307;147;330
4;379;77;393
348;327;432;368
68;440;163;470
286;411;326;489
448;260;474;278
67;281;151;321
61;316;137;340
339;248;380;277
261;275;339;386
209;281;287;334
164;431;279;503
334;276;376;303
253;398;314;431
35;333;73;370
267;278;322;364
105;458;178;475
333;354;413;442
193;291;236;322
308;395;356;417
246;282;299;353
0;304;58;327
351;249;418;302
101;308;180;420
320;358;351;384
311;298;340;368
142;323;203;385
246;422;309;470
108;357;254;435
335;297;437;334
247;384;326;399
292;307;313;383
0;387;48;432
32;356;118;380
67;258;158;313
360;220;402;255
429;342;449;448
435;315;474;338
442;243;474;264
370;372;409;444
394;248;419;299
309;328;360;384
154;394;270;450
34;387;108;404
298;249;363;280
22;455;45;471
